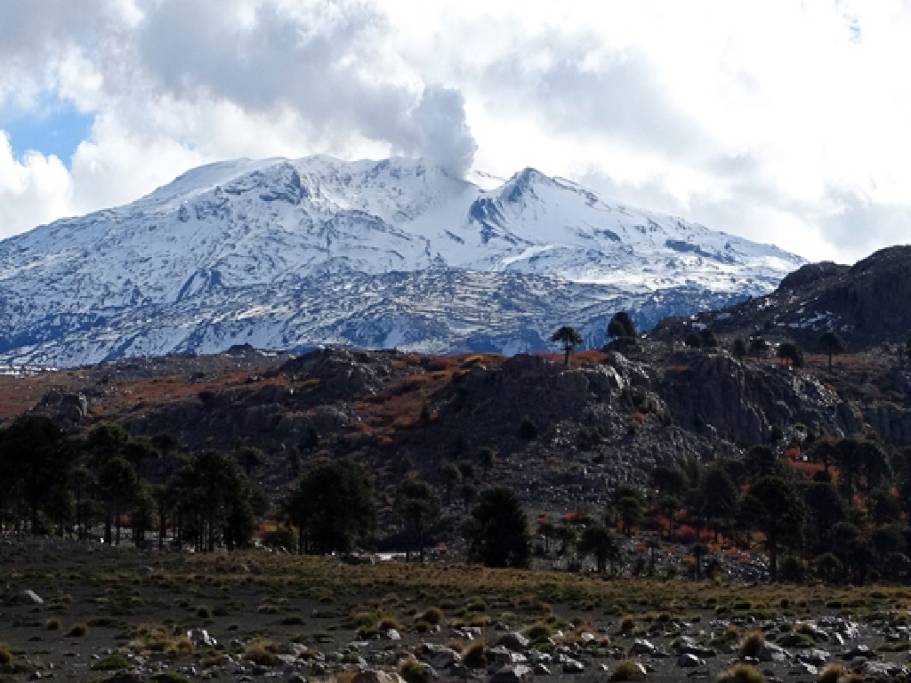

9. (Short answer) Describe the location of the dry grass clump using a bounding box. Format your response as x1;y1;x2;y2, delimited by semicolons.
66;623;88;637
738;630;765;659
127;625;193;657
244;638;278;666
351;610;378;629
0;642;12;666
400;656;434;683
378;615;400;631
818;664;862;683
619;614;636;634
45;617;61;630
419;606;444;625
461;640;487;668
717;664;767;683
608;659;645;681
711;624;741;649
523;621;553;641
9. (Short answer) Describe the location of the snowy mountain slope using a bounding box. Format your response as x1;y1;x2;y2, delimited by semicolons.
0;155;803;366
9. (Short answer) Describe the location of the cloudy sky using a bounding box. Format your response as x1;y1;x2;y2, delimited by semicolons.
0;0;909;262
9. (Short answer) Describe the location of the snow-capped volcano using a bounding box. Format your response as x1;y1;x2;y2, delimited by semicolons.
0;155;803;366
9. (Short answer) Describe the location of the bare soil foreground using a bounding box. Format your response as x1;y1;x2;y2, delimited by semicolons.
2;540;910;683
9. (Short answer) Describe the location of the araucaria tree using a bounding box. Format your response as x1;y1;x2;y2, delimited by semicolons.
465;487;530;568
777;342;804;368
818;331;845;371
551;325;583;366
394;478;440;562
578;524;621;573
746;476;805;581
285;460;375;554
607;311;637;339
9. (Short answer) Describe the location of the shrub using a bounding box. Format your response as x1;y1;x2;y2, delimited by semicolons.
92;653;131;671
717;664;767;683
0;642;11;666
518;416;538;441
462;640;487;668
779;556;807;583
45;617;61;630
609;659;645;681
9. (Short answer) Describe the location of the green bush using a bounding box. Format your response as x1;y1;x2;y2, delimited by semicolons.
92;653;131;671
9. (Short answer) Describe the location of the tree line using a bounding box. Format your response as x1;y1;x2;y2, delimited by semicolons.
0;415;533;568
0;417;266;551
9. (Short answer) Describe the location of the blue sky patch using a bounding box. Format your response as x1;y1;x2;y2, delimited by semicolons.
0;100;94;165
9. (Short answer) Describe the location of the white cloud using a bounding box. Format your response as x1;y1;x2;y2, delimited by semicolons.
0;132;73;234
1;0;910;263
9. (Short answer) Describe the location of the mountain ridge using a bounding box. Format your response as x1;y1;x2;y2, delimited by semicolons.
0;155;804;367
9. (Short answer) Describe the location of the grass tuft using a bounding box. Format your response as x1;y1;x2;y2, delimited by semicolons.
609;659;645;681
717;664;767;683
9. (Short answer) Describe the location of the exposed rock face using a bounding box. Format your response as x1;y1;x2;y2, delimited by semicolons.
427;354;623;450
6;336;911;514
31;390;88;430
276;348;395;400
661;351;842;444
655;245;911;351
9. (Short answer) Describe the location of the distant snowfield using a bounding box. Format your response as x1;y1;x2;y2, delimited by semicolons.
0;155;804;366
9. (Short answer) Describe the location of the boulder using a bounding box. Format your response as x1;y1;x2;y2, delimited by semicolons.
497;632;530;652
187;628;217;648
677;653;704;668
488;664;533;683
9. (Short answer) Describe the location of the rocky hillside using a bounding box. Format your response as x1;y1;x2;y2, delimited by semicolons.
655;245;911;351
6;338;909;512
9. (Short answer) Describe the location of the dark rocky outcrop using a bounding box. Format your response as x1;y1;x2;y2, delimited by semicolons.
655;245;911;351
661;351;843;445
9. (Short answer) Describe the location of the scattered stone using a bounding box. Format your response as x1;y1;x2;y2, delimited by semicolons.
798;648;830;666
561;657;585;674
677;654;704;668
843;644;876;661
630;639;657;656
187;628;217;648
353;670;405;683
20;590;44;605
498;632;530;652
419;644;461;669
488;664;532;683
758;641;788;663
